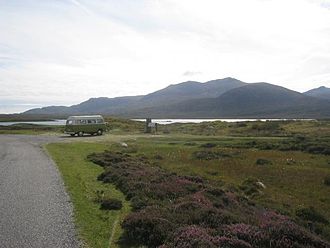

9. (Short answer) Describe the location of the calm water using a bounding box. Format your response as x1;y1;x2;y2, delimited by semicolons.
0;119;66;126
132;119;314;125
0;118;314;126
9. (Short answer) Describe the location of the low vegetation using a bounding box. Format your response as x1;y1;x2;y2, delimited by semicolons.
256;158;272;165
325;175;330;186
0;114;59;122
192;150;233;160
0;123;63;134
46;143;130;248
88;150;329;247
43;119;330;247
100;199;123;211
295;206;329;224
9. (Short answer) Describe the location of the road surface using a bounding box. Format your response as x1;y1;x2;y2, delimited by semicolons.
0;135;79;248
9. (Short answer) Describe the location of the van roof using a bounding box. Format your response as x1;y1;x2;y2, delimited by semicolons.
67;115;104;120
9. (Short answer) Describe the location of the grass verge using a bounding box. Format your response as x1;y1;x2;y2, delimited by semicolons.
0;124;63;135
46;142;130;248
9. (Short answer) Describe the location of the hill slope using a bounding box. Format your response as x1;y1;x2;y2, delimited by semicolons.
125;83;330;118
24;78;246;115
139;77;246;106
24;96;142;115
305;86;330;100
23;79;330;118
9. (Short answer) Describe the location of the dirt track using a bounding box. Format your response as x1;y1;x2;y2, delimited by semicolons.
0;135;79;247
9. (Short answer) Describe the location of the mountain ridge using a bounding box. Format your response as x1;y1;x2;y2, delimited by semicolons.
304;86;330;100
23;78;330;118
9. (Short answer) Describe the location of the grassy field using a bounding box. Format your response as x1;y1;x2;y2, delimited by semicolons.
128;136;330;216
37;119;330;246
0;116;144;135
46;142;130;248
0;124;64;135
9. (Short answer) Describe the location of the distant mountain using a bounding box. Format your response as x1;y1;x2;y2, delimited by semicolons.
304;86;330;100
123;83;330;118
24;96;142;115
23;78;330;118
24;77;246;115
139;77;246;106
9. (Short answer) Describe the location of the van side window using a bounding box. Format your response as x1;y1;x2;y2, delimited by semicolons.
79;119;86;124
67;120;73;125
96;119;103;124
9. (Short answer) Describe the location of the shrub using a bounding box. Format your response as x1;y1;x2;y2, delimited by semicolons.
236;122;248;127
324;175;330;186
296;206;329;224
262;219;328;248
88;151;330;248
193;150;231;160
307;146;330;155
122;209;174;247
200;143;217;148
214;236;252;248
154;154;164;160
256;158;272;165
100;198;123;210
184;142;197;146
171;226;217;248
239;178;265;197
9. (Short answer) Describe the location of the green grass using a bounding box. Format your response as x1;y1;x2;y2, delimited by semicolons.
43;120;330;245
0;124;63;135
0;129;56;135
109;135;330;240
46;142;130;248
134;137;330;205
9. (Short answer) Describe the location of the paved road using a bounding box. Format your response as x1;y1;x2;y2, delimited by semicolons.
0;135;79;248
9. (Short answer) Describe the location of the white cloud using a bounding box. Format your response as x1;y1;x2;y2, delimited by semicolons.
0;0;330;113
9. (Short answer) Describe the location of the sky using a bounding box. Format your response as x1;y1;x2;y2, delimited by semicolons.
1;0;330;113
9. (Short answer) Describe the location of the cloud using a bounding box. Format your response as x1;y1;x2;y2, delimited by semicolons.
0;0;330;113
183;71;202;77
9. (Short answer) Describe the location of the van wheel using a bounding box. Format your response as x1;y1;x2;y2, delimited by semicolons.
78;131;84;137
70;134;75;137
97;129;103;136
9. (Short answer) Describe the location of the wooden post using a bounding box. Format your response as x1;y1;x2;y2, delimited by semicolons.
145;118;152;133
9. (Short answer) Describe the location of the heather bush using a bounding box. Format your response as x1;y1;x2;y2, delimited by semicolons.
296;206;329;224
324;175;330;186
172;201;238;228
259;211;329;248
154;154;164;160
236;122;248;127
87;151;131;167
184;142;197;146
256;158;272;165
218;213;330;248
122;207;174;247
250;121;283;136
232;136;330;156
193;150;231;160
220;224;264;245
170;226;254;248
307;146;330;155
213;236;252;248
88;151;330;248
239;178;264;197
170;226;218;248
264;220;328;247
200;143;217;148
100;198;123;210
